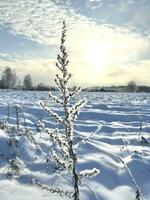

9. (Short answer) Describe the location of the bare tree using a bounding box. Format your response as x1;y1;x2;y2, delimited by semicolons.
40;22;99;200
127;81;138;92
1;67;17;89
23;74;33;90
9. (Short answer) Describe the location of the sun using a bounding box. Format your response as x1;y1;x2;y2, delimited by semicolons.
87;43;109;72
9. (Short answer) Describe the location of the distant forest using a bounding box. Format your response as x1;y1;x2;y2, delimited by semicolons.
0;67;56;91
83;84;150;93
0;67;150;92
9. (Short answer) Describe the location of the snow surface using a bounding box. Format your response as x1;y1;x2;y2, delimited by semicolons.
0;91;150;200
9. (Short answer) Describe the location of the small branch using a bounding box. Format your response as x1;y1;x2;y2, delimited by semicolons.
49;92;63;106
45;128;69;155
69;99;87;121
118;156;145;200
69;87;81;98
52;150;72;170
75;124;102;150
78;168;100;179
35;180;73;198
40;102;65;125
82;180;102;200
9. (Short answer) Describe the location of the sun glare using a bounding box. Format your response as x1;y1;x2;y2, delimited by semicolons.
87;44;109;72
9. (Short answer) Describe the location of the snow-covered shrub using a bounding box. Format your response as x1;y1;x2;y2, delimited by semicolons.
7;158;22;177
40;21;99;200
0;104;40;178
0;124;23;178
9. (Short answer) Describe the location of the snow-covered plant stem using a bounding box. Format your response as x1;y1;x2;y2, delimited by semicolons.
7;103;10;122
15;105;20;130
119;157;145;200
41;21;99;199
138;113;149;145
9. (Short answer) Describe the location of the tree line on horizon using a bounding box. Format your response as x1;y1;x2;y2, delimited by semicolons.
0;67;55;91
0;67;150;92
83;82;150;93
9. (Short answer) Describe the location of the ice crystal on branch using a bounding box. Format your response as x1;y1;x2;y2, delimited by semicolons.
78;168;100;179
35;180;73;198
41;21;99;200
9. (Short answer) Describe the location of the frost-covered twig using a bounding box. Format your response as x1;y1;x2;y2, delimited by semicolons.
40;101;65;125
34;180;73;198
138;113;143;142
7;158;23;177
51;150;72;170
118;156;145;200
75;124;102;151
7;102;10;122
138;112;149;145
68;99;87;121
135;189;140;200
15;104;21;130
46;128;68;154
78;168;100;179
49;92;63;106
0;156;23;178
69;87;81;98
24;128;41;151
20;106;27;127
40;21;99;200
0;166;10;178
82;180;102;200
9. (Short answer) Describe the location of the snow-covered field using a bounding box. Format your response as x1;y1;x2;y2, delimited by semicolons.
0;91;150;200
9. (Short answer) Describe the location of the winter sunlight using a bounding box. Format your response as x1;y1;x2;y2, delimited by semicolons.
0;1;150;200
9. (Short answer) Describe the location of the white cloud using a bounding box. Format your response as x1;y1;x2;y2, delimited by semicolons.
88;0;102;2
133;5;150;28
0;57;150;87
0;58;56;85
0;0;92;45
85;0;103;9
118;0;134;13
66;23;150;85
101;60;150;86
0;0;149;86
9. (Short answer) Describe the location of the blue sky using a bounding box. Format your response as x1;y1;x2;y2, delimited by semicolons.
0;0;150;86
